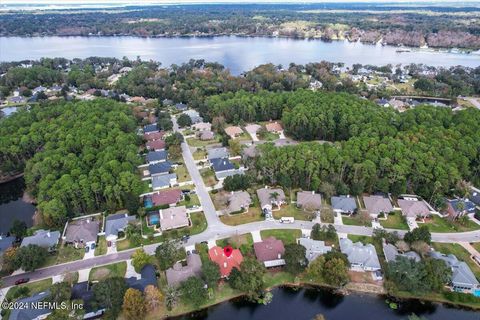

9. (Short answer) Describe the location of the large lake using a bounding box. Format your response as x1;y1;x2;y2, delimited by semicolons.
0;178;36;234
1;36;479;74
175;287;478;320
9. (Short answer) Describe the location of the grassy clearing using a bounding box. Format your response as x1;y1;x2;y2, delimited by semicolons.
273;204;315;221
220;206;264;226
175;164;191;183
432;243;480;279
424;215;480;233
94;236;107;256
380;211;409;230
89;261;127;282
260;229;301;245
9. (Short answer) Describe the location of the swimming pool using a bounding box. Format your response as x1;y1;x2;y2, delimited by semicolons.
148;211;160;225
144;197;153;208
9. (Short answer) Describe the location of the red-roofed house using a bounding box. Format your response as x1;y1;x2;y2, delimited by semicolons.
254;237;285;268
144;131;165;141
151;189;183;207
146;139;166;151
208;246;243;278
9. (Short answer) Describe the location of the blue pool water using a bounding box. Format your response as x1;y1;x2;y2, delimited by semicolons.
148;212;160;225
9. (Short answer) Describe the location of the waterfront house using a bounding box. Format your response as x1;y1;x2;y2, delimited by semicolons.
64;217;100;248
126;264;158;291
331;196;357;214
254;237;286;268
224;126;243;139
166;253;203;287
152;173;178;190
431;251;480;293
297;238;332;263
21;229;60;252
397;197;430;218
209;246;243;278
105;213;136;242
159;206;189;231
225;191;252;214
256;187;286;211
151;189;183;207
296;191;322;211
382;242;421;263
363;195;394;218
146;150;168;164
340;238;381;272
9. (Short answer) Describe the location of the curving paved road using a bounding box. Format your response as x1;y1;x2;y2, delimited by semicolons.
2;118;480;287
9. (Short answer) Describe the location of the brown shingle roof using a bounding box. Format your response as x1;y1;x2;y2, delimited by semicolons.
297;191;322;210
265;122;283;132
224;126;243;138
159;206;189;231
254;237;285;262
363;195;393;215
151;189;182;206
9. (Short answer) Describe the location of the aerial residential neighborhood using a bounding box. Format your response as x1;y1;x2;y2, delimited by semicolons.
1;1;480;320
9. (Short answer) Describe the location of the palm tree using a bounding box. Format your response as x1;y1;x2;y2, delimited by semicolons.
165;285;179;311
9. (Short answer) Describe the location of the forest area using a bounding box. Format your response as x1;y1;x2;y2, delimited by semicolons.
1;4;480;49
206;89;480;206
0;99;143;227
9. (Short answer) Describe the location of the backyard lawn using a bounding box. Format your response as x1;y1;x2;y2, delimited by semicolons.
424;215;480;233
175;164;191;183
94;236;107;256
220;206;264;226
260;229;301;245
89;261;127;281
272;204;315;221
380;211;409;230
432;243;480;278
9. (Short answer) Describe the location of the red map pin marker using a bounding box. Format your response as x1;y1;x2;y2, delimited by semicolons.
224;245;233;257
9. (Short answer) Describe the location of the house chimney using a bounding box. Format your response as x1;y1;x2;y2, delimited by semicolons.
278;253;281;259
223;262;227;268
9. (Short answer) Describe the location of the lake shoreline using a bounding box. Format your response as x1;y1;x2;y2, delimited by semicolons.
165;280;480;319
1;34;479;54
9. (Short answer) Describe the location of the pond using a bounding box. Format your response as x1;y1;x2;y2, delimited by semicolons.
173;287;479;320
0;178;36;234
1;36;479;74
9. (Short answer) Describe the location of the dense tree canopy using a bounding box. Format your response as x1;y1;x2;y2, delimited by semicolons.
0;99;142;226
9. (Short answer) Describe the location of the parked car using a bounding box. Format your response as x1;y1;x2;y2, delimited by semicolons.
85;246;90;253
107;241;112;247
90;243;96;250
15;278;30;285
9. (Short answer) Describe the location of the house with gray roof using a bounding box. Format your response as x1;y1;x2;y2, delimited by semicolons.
470;190;480;207
225;191;252;214
445;198;476;219
297;238;332;263
166;253;203;287
175;103;188;111
21;229;60;252
340;238;381;272
431;251;480;293
64;217;100;248
257;187;286;211
183;109;203;124
159;206;189;231
215;168;245;180
331;196;357;214
152;173;177;190
398;197;430;218
297;191;322;211
105;213;137;242
207;147;229;161
382;242;420;263
146;150;168;164
9;291;51;320
126;264;158;291
149;161;173;177
363;195;394;218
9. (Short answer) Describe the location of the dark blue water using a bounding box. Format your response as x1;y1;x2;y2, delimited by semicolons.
1;36;479;74
0;178;36;234
175;287;479;320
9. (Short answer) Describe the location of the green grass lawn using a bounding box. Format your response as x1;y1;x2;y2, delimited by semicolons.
220;206;264;226
186;137;220;148
380;211;409;230
44;245;85;266
260;229;301;245
259;131;280;141
175;164;191;183
178;194;200;208
342;214;372;227
424;215;480;233
200;168;217;187
116;238;132;251
193;149;207;160
347;234;374;245
6;278;52;301
190;212;208;235
263;271;295;288
432;243;480;279
216;233;254;255
89;261;127;282
94;236;107;256
272;204;315;221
